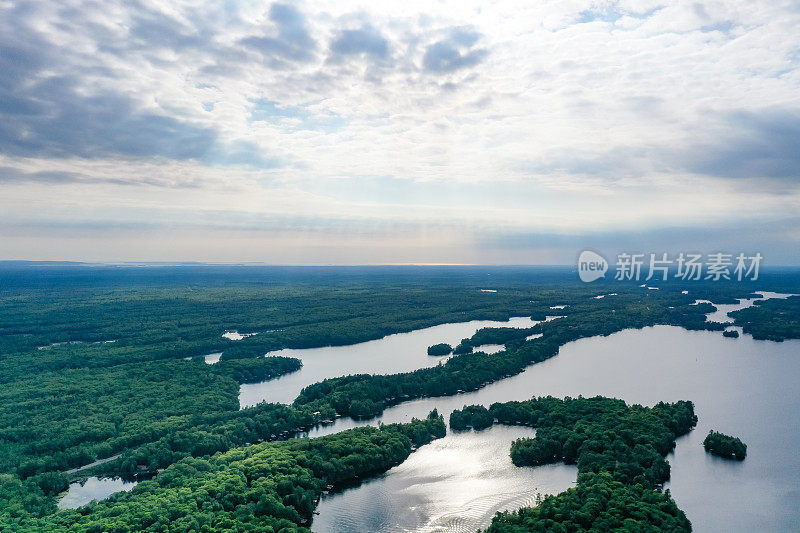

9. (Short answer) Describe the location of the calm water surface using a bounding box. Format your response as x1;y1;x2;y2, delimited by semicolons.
57;477;137;509
239;316;545;408
312;426;576;533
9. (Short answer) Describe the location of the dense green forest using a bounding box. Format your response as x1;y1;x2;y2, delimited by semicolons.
1;414;445;531
0;356;303;477
448;397;696;531
703;431;747;460
0;268;579;479
0;265;797;531
485;473;690;533
729;295;800;341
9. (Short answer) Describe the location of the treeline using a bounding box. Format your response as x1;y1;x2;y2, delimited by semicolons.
448;396;696;532
1;414;446;531
729;295;800;341
0;279;561;377
450;325;539;355
703;430;747;460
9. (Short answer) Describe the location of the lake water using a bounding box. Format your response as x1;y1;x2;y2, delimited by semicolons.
311;296;800;532
239;316;546;408
311;426;576;533
702;291;794;324
61;293;800;531
57;477;137;509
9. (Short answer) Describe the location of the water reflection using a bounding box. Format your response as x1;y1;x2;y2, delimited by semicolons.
58;477;137;509
311;326;800;532
313;426;576;533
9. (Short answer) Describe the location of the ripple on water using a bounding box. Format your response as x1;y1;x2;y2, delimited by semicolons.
312;426;577;533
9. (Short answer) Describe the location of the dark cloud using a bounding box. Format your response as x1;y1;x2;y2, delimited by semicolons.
0;3;280;168
0;75;218;160
330;25;389;59
678;110;800;179
517;109;800;181
240;3;316;64
422;27;487;73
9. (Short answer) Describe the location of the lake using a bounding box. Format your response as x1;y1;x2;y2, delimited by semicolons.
310;295;800;532
239;316;548;408
311;426;576;533
57;477;137;510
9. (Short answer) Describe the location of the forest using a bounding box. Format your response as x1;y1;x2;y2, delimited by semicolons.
0;264;797;531
448;397;696;531
703;431;747;460
1;413;446;531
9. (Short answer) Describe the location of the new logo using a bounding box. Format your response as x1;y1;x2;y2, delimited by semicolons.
578;250;608;283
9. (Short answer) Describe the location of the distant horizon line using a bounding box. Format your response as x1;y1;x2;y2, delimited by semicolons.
3;260;800;269
0;260;575;267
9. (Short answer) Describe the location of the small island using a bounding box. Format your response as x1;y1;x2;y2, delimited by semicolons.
722;330;739;338
703;430;747;460
427;343;453;356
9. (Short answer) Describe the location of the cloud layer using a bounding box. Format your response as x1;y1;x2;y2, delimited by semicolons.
1;0;799;263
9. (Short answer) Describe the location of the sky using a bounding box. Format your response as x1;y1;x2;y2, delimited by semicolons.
1;0;799;265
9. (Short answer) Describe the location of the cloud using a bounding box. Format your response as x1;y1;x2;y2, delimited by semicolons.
422;27;488;73
0;166;203;188
240;3;317;64
1;1;800;263
678;109;800;179
0;79;217;160
330;25;389;59
517;108;800;181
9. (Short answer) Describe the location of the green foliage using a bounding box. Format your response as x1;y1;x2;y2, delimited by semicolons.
485;473;691;532
469;326;534;347
3;416;445;531
722;329;739;338
453;397;696;488
457;397;696;532
449;405;494;431
703;430;747;460
0;360;243;477
0;267;780;530
453;339;474;354
93;402;335;479
729;295;800;341
427;343;452;356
